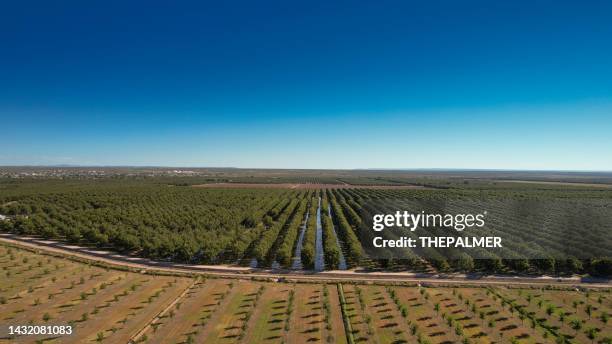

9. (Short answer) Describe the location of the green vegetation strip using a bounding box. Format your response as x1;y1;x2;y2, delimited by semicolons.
337;283;355;344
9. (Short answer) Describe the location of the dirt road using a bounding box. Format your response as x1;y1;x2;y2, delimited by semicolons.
1;233;609;288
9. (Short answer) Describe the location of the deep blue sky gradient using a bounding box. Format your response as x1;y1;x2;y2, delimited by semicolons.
1;1;611;169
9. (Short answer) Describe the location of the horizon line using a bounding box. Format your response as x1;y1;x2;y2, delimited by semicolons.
1;165;612;174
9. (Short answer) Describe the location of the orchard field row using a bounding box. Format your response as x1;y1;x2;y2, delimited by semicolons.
1;245;611;344
0;179;610;275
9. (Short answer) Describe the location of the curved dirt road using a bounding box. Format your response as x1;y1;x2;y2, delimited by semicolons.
1;233;610;288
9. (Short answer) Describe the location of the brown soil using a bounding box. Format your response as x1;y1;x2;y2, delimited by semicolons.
288;284;325;343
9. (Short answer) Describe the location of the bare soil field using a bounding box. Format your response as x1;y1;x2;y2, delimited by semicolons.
241;282;289;343
1;244;611;344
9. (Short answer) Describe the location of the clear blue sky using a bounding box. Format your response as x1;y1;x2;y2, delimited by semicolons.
1;1;611;170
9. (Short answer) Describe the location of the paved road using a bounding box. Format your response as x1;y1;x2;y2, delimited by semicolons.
1;233;610;288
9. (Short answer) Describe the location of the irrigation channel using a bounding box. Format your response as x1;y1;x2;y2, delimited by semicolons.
314;197;324;271
291;196;347;271
291;207;309;270
253;196;346;271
